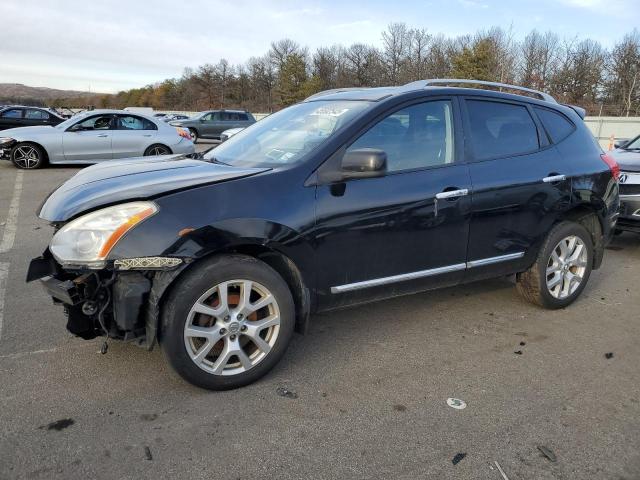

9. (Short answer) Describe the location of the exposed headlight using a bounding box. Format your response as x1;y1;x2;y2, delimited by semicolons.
0;137;15;145
50;201;158;268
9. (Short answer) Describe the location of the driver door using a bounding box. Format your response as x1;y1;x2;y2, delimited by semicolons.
313;98;472;309
63;114;114;162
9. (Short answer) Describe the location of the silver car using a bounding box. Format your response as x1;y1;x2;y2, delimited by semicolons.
0;109;195;169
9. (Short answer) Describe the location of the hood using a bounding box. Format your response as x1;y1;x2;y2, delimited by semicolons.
1;125;57;137
610;148;640;173
39;154;270;221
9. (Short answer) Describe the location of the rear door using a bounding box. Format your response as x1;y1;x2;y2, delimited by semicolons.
62;114;114;161
112;114;158;158
0;108;25;130
462;97;571;281
313;97;472;309
23;108;53;127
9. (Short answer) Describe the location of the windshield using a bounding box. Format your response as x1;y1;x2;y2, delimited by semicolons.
204;100;372;167
55;111;94;130
623;136;640;150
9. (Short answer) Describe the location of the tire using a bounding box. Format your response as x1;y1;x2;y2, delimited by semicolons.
160;254;295;390
516;221;593;309
144;144;172;156
11;142;47;169
188;128;198;143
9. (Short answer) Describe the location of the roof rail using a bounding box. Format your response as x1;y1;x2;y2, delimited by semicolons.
304;87;367;101
403;79;557;103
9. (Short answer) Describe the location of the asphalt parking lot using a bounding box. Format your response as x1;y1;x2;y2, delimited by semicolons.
0;147;639;480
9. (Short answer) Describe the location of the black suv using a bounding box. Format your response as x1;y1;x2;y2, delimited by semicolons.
169;109;256;142
28;80;620;390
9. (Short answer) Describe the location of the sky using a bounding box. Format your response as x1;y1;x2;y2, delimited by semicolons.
0;0;637;93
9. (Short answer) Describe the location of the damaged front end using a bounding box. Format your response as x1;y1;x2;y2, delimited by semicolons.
27;250;186;349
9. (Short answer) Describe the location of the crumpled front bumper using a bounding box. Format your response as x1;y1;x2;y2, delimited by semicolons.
27;249;186;348
617;195;640;233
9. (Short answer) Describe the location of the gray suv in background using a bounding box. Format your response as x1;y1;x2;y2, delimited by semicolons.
170;109;256;142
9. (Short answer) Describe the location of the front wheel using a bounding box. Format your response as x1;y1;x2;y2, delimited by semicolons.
160;255;295;390
11;142;46;169
516;221;593;309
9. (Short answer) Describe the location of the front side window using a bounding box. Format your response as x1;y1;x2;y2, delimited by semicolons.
466;100;539;160
348;100;455;172
117;115;156;130
206;100;372;168
1;109;23;119
25;109;50;120
73;115;114;130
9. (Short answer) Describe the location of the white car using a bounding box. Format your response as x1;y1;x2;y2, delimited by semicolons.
0;109;195;169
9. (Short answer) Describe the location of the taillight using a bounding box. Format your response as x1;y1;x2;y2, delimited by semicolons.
601;153;620;181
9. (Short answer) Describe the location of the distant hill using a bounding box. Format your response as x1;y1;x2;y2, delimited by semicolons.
0;83;107;104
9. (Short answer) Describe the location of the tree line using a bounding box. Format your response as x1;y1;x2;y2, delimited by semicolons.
47;24;640;116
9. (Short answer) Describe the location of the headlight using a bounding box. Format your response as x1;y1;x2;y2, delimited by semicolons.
0;137;15;145
50;201;158;268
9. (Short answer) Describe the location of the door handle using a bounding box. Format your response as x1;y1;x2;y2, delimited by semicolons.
542;174;566;183
435;189;469;200
97;134;108;138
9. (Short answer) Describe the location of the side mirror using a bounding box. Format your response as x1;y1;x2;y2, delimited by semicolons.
341;148;387;179
614;139;629;149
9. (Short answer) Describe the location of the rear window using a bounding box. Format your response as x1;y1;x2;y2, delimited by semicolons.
25;109;50;120
117;115;157;130
534;107;575;144
466;100;539;160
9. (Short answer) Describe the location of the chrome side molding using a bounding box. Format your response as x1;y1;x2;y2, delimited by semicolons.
331;252;525;294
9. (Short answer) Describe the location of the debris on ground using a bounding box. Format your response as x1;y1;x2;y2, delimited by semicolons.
393;404;406;412
144;446;153;461
494;461;510;479
276;387;298;399
605;352;614;359
537;445;557;462
514;350;523;355
446;398;467;410
519;341;526;346
452;453;466;465
40;418;75;431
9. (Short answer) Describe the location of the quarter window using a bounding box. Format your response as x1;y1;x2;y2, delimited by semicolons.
466;100;539;160
1;109;23;119
534;107;575;144
117;115;157;130
347;100;455;172
25;109;50;120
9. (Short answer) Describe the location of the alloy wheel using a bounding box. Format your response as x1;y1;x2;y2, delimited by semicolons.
13;145;40;168
545;235;588;299
183;279;281;376
147;145;170;156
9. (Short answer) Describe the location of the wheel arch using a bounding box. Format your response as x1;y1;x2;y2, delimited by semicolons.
151;243;312;349
557;204;604;269
144;143;173;156
12;140;50;164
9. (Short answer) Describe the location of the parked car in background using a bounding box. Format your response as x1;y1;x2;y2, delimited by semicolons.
27;79;619;390
220;127;244;142
0;105;65;131
610;134;640;233
170;109;255;142
0;109;194;169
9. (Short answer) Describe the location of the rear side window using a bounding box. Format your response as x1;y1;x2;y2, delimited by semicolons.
1;109;23;118
117;115;157;130
25;109;50;120
466;100;539;160
534;107;575;144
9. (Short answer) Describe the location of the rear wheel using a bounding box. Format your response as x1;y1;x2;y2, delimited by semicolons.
160;255;295;390
11;142;46;169
144;144;171;156
516;221;593;309
188;128;198;143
